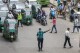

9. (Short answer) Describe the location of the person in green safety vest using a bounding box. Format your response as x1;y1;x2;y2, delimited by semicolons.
17;12;23;27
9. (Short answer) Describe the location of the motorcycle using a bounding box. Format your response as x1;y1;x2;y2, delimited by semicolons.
40;16;47;26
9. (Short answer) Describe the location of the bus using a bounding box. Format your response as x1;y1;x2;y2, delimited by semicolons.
37;0;50;6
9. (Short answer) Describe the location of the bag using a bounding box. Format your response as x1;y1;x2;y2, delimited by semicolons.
51;11;55;17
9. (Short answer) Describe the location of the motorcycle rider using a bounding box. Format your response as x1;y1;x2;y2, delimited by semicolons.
36;8;42;22
50;6;56;19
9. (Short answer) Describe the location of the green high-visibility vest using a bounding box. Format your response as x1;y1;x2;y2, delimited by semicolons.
18;13;22;20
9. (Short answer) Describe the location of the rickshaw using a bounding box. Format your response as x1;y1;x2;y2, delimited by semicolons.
3;18;18;42
22;9;32;25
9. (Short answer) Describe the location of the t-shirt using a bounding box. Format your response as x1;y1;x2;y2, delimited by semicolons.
37;31;45;39
52;18;56;25
65;30;70;38
78;3;80;8
74;19;79;26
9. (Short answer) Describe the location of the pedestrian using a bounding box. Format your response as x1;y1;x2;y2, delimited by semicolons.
72;16;79;33
50;17;57;33
64;28;73;48
70;8;75;22
62;6;66;20
17;12;23;27
7;11;14;19
37;28;50;51
50;6;56;19
57;0;61;6
63;0;67;6
77;2;80;11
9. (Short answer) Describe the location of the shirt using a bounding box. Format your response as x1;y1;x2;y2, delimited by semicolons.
74;19;79;26
78;3;80;8
52;18;56;25
37;31;45;39
65;30;70;38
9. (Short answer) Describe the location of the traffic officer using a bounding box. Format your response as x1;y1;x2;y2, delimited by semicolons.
37;28;50;51
17;12;23;27
64;28;73;48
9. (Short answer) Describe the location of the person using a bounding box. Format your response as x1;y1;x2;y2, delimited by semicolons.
50;6;56;19
0;17;2;32
64;28;73;48
7;11;14;19
57;0;61;6
37;28;50;51
62;6;66;20
72;16;79;33
17;12;23;27
50;17;57;33
77;2;80;11
36;8;42;22
63;0;67;6
58;3;64;15
70;8;75;22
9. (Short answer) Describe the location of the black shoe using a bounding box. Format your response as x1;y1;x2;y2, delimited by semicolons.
70;46;73;48
38;49;40;52
55;32;57;33
40;49;43;51
50;32;52;33
63;46;66;48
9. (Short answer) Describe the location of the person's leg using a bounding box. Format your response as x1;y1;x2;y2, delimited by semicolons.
54;25;57;33
64;36;67;48
20;20;23;27
73;26;76;33
41;38;43;51
77;26;79;32
68;38;73;48
50;25;54;33
38;38;41;51
18;20;19;26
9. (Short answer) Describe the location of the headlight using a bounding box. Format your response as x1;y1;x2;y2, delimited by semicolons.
27;21;30;23
11;36;14;38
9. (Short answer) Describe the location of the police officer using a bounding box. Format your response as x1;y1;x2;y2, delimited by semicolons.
37;28;50;51
17;12;23;27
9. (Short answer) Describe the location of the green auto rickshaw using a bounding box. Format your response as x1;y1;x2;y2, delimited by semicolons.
3;18;18;42
31;4;41;19
22;9;32;25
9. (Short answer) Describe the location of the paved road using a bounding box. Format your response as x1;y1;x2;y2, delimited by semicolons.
0;7;80;53
0;0;79;53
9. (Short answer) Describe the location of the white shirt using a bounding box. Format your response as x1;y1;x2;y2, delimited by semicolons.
74;19;79;26
78;3;80;8
8;13;14;18
65;30;70;37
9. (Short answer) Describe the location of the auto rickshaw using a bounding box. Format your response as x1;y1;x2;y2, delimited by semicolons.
22;9;32;25
3;18;18;42
31;4;41;19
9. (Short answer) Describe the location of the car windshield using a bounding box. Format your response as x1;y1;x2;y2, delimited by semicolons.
25;9;31;15
10;2;25;10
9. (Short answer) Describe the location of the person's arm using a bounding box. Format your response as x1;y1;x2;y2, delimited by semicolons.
44;29;50;33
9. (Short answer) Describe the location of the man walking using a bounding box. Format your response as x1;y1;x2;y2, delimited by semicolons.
73;16;79;33
37;28;50;51
64;28;73;48
50;17;57;33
